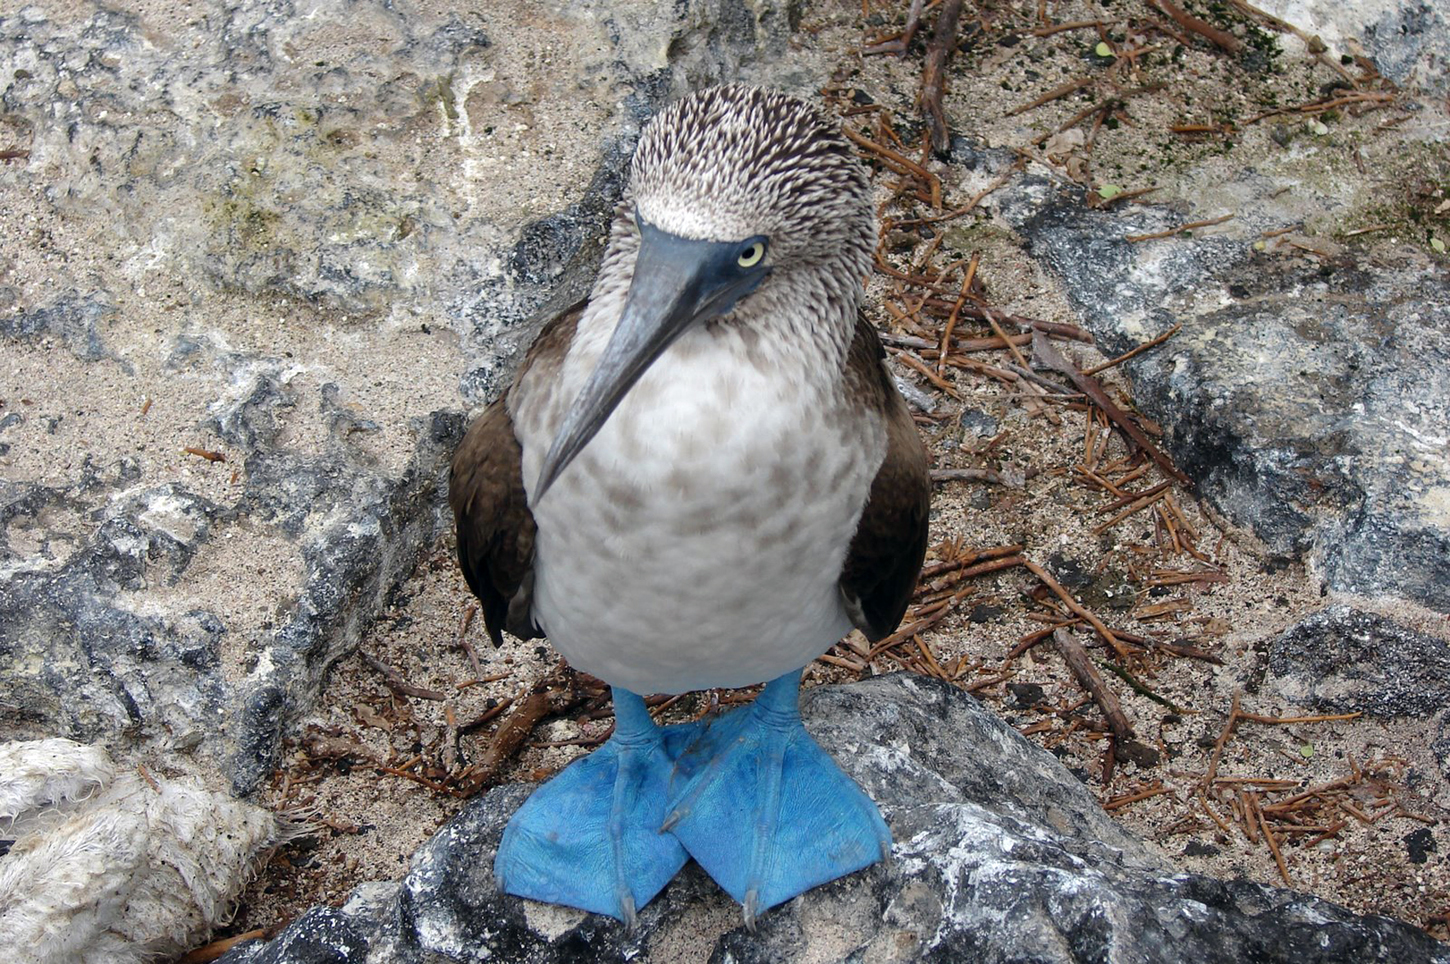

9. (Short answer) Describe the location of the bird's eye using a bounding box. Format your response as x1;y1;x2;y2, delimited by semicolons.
737;241;766;268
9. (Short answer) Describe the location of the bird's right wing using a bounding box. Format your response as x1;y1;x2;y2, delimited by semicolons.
448;303;584;646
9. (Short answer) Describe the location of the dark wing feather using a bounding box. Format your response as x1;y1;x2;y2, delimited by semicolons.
838;316;931;642
448;303;583;646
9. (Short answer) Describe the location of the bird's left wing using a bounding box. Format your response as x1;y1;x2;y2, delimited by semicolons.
838;315;932;642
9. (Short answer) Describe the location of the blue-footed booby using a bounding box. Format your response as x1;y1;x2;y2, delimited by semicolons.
449;84;930;927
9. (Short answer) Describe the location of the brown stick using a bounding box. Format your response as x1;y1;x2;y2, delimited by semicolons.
844;127;942;207
860;0;926;55
884;331;1035;354
1236;710;1362;725
1053;629;1134;741
1126;214;1234;243
1028;560;1132;659
1030;19;1107;37
183;446;226;463
181;930;273;963
1006;77;1095;117
1154;640;1224;664
931;467;1010;485
1006;618;1083;662
1084;323;1182;375
919;0;965;153
1094;489;1168;534
460;667;581;794
359;651;446;701
919;543;1025;580
1255;794;1292;885
937;254;979;375
1199;792;1232;834
1033;331;1191;485
893;349;962;397
458;694;513;731
1148;0;1242;52
456;602;486;676
1203;691;1242;788
1029;320;1095;343
1104;784;1173;809
1097;480;1175;515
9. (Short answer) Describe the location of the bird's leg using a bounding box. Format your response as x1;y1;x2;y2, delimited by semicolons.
663;669;892;928
493;687;699;926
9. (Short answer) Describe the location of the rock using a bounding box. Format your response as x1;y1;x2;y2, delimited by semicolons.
1437;717;1450;784
1404;827;1437;865
0;292;114;363
225;908;372;964
1266;605;1450;718
1253;1;1450;91
1184;839;1221;857
999;175;1450;614
0;0;817;795
218;675;1450;964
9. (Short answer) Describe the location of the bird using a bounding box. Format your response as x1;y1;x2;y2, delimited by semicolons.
449;83;930;928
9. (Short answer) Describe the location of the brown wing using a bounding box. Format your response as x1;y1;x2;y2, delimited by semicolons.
448;303;583;646
838;316;932;642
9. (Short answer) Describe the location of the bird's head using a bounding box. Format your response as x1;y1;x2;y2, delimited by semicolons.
535;84;874;498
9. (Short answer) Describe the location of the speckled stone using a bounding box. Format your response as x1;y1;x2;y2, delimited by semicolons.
219;675;1450;964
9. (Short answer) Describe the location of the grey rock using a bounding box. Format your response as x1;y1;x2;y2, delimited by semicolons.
0;481;230;747
1405;827;1438;865
224;410;465;794
218;675;1450;964
232;907;371;964
0;291;113;362
1255;0;1450;91
1437;717;1450;784
1001;179;1450;612
1266;605;1450;718
0;0;814;794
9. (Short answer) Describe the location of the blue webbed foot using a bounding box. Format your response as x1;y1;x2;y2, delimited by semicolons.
662;670;891;926
494;689;700;925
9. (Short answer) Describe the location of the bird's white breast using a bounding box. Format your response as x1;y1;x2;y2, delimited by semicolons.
514;316;884;695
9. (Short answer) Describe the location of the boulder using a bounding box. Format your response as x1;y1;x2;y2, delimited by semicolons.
219;675;1450;964
993;168;1450;614
1267;605;1450;719
0;0;811;795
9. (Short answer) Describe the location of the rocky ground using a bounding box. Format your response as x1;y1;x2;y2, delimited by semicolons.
2;0;1448;961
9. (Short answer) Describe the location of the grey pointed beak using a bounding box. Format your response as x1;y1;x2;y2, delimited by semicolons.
533;219;769;499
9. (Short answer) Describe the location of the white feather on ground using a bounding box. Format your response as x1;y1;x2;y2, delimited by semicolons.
0;739;292;964
0;738;115;841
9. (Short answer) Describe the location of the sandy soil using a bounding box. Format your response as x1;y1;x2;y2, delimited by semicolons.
53;0;1437;951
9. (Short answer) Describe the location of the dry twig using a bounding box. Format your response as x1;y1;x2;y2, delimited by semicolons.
919;0;965;152
1053;628;1134;741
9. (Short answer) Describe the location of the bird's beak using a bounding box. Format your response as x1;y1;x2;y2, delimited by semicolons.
533;219;768;499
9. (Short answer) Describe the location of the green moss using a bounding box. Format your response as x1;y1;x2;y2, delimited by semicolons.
206;191;282;252
423;73;459;123
940;219;1016;253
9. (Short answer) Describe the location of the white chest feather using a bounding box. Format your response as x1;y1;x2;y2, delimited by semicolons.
513;322;884;695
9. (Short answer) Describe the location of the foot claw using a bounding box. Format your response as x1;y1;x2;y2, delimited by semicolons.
743;888;760;932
